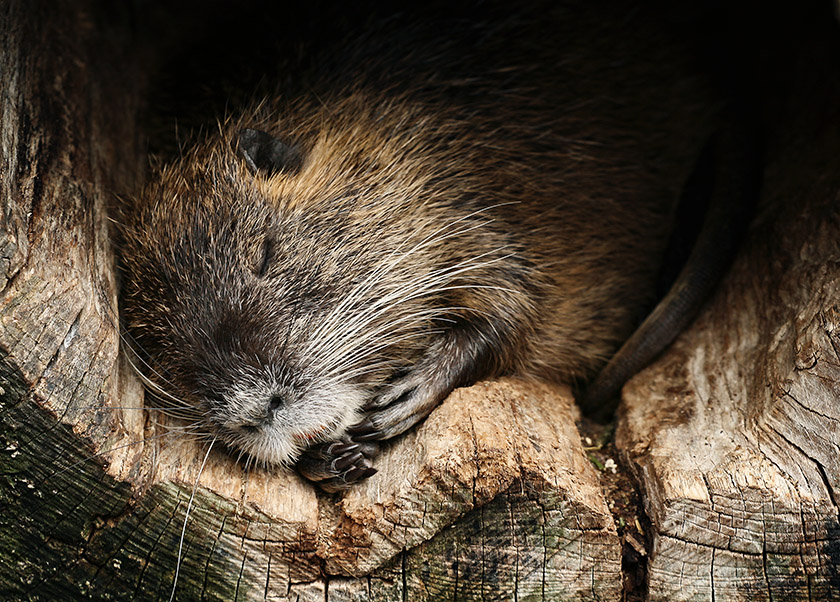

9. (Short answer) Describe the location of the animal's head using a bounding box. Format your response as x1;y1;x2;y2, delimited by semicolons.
116;124;471;465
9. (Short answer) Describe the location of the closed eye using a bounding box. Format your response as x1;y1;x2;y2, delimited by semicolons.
255;237;272;277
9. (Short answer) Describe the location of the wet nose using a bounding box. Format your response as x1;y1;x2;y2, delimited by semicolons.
268;395;283;411
237;395;285;432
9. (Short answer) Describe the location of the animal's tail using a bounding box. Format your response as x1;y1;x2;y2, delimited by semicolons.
580;106;763;422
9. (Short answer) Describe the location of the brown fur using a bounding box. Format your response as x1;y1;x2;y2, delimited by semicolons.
117;2;716;483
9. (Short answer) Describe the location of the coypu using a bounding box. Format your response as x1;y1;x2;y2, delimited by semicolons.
116;2;756;491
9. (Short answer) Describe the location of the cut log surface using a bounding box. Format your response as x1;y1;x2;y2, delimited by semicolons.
616;25;840;601
137;379;621;601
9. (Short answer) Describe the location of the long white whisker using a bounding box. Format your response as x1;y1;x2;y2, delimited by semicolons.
14;427;196;520
317;292;512;380
307;246;513;370
304;204;513;355
118;330;180;390
321;329;443;380
170;436;216;602
124;354;192;410
310;250;514;374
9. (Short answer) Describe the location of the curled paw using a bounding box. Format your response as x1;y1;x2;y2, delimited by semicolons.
297;429;380;492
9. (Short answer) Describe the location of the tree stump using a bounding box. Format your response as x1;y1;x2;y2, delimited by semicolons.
617;9;840;600
1;1;838;601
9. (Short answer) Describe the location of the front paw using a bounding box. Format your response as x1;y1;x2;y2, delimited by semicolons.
363;370;449;440
296;424;380;492
297;327;488;490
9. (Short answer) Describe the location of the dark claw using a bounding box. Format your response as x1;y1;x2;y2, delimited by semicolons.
344;466;369;481
351;429;382;442
333;451;364;471
346;418;376;436
296;429;381;490
357;441;379;458
329;442;360;455
318;479;349;494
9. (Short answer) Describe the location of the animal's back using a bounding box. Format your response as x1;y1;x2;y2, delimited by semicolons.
247;1;715;377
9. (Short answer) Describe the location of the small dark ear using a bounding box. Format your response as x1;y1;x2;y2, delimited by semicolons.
235;128;303;175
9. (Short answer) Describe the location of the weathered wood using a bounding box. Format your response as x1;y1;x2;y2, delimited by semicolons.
616;13;840;600
0;1;143;601
126;379;621;601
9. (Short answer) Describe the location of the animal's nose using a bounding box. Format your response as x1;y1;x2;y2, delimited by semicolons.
268;395;284;411
234;394;285;433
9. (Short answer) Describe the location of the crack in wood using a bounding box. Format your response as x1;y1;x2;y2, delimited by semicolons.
88;502;152;593
783;390;839;427
767;423;838;510
132;493;180;600
200;513;223;600
710;545;716;602
655;532;765;556
234;547;249;602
